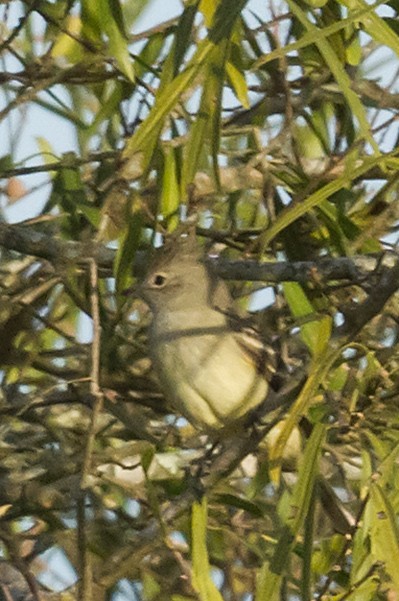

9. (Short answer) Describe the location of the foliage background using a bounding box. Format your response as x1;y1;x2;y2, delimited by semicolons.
1;0;399;599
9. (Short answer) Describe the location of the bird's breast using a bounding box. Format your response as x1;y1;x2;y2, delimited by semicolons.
149;310;268;430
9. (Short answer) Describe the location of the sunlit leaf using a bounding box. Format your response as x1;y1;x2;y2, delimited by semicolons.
192;498;224;601
160;146;180;229
283;282;332;356
368;484;399;592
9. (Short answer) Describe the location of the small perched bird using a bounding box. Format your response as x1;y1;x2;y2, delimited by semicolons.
137;230;277;433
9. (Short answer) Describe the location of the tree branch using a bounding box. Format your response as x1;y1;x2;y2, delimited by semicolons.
96;403;287;588
0;221;396;285
0;222;114;269
337;259;399;338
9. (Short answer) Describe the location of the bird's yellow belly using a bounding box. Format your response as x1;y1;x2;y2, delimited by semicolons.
152;333;267;431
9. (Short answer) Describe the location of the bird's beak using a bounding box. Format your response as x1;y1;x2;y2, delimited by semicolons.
122;282;141;297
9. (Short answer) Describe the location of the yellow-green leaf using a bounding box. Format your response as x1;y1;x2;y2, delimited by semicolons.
283;282;332;357
191;498;224;601
340;0;399;58
368;484;399;592
161;147;180;229
114;194;143;296
226;61;249;108
260;152;399;250
122;0;248;173
256;424;326;600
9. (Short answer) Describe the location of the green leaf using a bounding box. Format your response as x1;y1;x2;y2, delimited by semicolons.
303;0;328;7
172;0;200;77
226;58;249;108
283;282;332;357
36;137;58;164
121;42;209;171
209;0;249;44
213;493;264;517
256;424;326;601
268;337;344;484
87;81;125;135
122;0;248;174
142;571;161;600
81;0;134;81
345;27;362;65
368;441;399;488
0;154;14;172
135;33;165;79
51;15;84;62
181;40;227;195
108;0;127;36
260;151;399;249
253;0;386;69
339;0;399;57
106;8;134;82
114;194;143;296
81;0;103;42
312;534;346;575
281;424;326;531
191;497;224;601
368;483;399;592
199;0;217;27
286;0;377;152
160;146;180;229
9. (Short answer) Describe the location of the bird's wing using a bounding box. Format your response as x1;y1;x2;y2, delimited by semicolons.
222;310;278;381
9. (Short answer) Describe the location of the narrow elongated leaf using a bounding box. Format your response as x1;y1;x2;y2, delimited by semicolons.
260;152;399;250
122;0;248;172
199;0;217;26
256;424;326;600
191;498;224;601
253;0;386;68
209;0;249;44
181;40;228;195
226;61;249;108
159;0;200;89
339;0;399;57
160;146;180;229
81;0;134;81
107;18;135;82
286;0;377;152
114;194;143;295
121;40;211;167
268;340;342;483
283;282;332;356
368;484;399;592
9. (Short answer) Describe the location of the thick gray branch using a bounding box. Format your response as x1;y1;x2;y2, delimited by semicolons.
0;222;114;268
211;255;395;284
0;221;396;284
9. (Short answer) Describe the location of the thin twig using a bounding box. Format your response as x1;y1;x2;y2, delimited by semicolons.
84;258;103;481
78;258;103;601
0;151;117;179
77;495;91;601
337;260;399;339
98;405;287;587
0;1;37;54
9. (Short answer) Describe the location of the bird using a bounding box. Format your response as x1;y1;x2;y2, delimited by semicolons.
136;229;277;433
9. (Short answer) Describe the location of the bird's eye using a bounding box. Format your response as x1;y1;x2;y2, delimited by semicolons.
151;273;167;288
